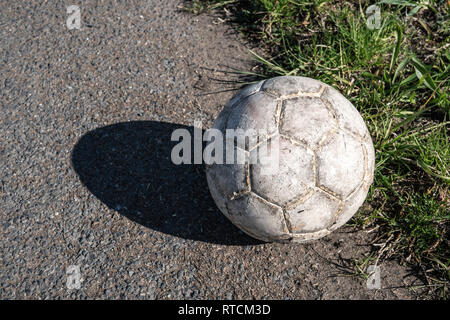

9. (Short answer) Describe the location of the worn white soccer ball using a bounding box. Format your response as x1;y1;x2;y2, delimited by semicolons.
206;76;375;243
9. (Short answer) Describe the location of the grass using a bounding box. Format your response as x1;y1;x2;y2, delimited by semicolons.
185;0;450;297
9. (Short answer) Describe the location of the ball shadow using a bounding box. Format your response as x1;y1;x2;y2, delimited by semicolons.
71;120;262;246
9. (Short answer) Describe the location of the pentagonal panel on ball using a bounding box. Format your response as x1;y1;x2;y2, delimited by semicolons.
317;131;365;198
226;81;264;109
285;190;341;233
205;146;249;199
261;76;323;97
213;83;265;136
321;86;369;138
226;91;279;151
280;97;338;149
249;135;315;206
225;193;290;242
328;183;369;232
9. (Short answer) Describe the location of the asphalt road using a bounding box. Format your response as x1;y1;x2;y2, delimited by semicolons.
0;0;424;299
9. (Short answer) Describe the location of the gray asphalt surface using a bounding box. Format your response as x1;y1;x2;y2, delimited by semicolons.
0;0;424;299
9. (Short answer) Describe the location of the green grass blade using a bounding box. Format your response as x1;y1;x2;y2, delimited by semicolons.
393;57;409;84
389;24;403;77
411;56;437;91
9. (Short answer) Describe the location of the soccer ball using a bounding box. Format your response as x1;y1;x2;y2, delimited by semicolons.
205;76;375;243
